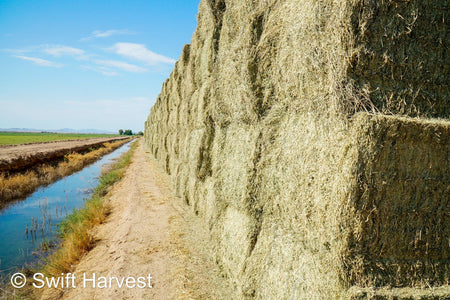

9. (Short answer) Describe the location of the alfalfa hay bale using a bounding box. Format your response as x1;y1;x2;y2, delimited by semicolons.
144;0;450;298
344;113;449;288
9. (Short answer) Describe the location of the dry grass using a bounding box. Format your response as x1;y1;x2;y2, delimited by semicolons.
144;0;449;298
0;140;130;205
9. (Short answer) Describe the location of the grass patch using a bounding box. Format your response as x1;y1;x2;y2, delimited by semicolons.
0;140;131;205
25;139;139;299
0;132;119;146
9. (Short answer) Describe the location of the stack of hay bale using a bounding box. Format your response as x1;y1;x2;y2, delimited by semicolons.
145;0;449;298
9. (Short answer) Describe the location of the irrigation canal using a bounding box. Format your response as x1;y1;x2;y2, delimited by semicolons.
0;141;132;283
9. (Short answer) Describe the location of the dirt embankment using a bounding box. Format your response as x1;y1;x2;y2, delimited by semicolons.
0;137;130;173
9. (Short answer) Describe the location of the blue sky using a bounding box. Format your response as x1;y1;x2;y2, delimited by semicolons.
0;0;199;133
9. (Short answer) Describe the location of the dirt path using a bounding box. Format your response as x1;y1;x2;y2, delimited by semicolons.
0;137;129;173
51;140;231;299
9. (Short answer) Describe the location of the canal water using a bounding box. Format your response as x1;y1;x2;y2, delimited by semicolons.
0;141;132;282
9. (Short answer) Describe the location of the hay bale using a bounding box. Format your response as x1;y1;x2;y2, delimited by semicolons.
145;0;449;298
345;113;449;288
348;1;449;118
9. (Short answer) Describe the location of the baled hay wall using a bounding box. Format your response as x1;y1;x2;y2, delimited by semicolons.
145;0;449;298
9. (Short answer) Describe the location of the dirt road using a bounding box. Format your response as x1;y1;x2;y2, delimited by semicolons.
0;137;129;173
48;140;231;299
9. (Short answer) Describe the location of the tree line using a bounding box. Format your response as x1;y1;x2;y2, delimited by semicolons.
118;129;143;136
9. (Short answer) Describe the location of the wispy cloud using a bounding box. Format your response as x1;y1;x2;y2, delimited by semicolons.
2;46;37;55
81;29;134;41
94;59;147;73
110;43;175;65
44;46;85;57
14;55;63;67
5;45;85;58
81;65;119;76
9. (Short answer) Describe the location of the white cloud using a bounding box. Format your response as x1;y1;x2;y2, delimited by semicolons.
44;46;85;57
110;43;175;65
81;29;134;41
14;55;63;67
2;46;37;55
81;65;119;76
94;59;147;73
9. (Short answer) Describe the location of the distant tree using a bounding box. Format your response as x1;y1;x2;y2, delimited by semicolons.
137;131;144;136
118;129;124;135
123;129;133;136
